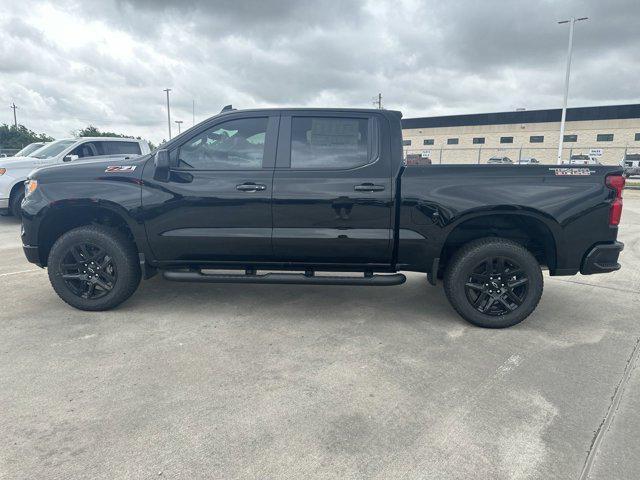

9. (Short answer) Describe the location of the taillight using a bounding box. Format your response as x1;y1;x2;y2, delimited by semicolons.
605;174;625;226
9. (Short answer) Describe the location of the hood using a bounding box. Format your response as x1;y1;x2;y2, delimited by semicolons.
0;156;38;168
29;154;152;181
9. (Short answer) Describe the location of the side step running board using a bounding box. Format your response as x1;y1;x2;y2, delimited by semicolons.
163;270;406;286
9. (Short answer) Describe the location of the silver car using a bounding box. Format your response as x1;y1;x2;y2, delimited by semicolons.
487;156;513;164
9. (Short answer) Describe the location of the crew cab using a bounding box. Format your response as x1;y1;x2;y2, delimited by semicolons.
1;137;150;217
20;108;625;328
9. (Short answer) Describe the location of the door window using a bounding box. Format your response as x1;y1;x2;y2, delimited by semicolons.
290;117;371;169
176;117;268;170
70;142;99;158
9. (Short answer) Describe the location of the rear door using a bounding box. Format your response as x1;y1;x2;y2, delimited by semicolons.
271;111;393;264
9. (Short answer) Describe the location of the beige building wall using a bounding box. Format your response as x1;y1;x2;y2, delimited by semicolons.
402;118;640;165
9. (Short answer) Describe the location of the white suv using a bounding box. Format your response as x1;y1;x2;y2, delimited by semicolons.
0;137;150;217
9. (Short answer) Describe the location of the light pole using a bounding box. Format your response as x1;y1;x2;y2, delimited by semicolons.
10;102;18;128
175;120;183;134
164;88;172;140
556;16;588;164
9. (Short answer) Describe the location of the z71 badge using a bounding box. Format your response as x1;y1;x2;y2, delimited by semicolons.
548;167;594;176
105;165;137;173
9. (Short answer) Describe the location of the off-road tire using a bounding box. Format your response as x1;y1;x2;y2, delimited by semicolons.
48;225;141;311
443;237;543;328
10;185;25;218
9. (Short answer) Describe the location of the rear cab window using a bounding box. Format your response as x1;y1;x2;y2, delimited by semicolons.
289;116;376;170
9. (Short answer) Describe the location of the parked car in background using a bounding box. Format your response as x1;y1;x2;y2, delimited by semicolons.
487;156;513;164
1;137;150;218
621;153;640;177
565;154;601;166
14;142;47;157
405;153;432;166
518;157;539;165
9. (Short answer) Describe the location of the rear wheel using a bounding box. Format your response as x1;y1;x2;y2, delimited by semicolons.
10;185;24;218
444;238;543;328
47;225;141;311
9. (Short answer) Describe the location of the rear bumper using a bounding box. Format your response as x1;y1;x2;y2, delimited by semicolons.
0;197;9;215
580;241;624;275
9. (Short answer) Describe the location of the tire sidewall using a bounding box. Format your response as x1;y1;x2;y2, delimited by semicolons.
11;187;24;218
48;226;139;311
445;241;543;328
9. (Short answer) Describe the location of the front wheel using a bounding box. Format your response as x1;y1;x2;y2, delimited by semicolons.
444;238;543;328
47;225;141;311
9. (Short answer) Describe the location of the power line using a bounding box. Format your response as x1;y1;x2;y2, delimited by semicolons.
372;93;383;109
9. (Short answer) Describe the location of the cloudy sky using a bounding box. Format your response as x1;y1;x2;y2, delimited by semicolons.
1;0;639;144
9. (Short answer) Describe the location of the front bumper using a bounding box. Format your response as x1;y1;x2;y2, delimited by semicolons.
0;197;8;215
580;241;624;275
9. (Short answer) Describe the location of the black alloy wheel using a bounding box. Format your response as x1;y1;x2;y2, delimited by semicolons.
464;256;529;316
47;225;141;311
58;243;117;299
443;237;543;328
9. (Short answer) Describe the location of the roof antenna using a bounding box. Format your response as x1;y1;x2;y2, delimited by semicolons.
220;104;235;113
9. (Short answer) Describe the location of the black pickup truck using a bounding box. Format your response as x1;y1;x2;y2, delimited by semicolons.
21;108;625;328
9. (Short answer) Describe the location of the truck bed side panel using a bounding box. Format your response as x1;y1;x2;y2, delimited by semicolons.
397;165;622;274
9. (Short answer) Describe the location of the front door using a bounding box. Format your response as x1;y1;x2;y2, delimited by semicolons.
142;114;278;262
271;112;393;265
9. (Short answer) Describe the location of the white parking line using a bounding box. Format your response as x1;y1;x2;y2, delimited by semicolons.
0;269;40;277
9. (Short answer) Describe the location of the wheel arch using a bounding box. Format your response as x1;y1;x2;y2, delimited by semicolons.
9;179;25;205
439;212;559;275
37;201;140;266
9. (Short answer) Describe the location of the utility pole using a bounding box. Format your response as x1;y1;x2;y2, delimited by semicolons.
175;120;183;134
164;88;172;140
372;93;382;109
10;102;18;128
192;100;195;126
556;16;588;164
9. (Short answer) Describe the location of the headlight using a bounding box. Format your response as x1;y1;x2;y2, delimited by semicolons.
25;179;38;196
0;168;6;176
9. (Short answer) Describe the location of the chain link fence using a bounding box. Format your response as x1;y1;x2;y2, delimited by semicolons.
403;146;638;166
0;148;20;157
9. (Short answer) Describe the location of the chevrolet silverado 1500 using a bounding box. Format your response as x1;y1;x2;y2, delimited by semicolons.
20;108;625;328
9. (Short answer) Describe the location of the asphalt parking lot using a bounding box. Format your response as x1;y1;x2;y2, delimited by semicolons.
1;193;639;480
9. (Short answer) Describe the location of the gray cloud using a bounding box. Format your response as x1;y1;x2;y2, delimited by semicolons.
1;0;639;143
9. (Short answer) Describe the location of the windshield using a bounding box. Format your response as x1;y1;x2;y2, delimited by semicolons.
15;143;44;157
31;140;75;159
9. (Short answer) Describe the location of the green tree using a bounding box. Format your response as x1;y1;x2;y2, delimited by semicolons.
76;125;131;138
76;125;155;150
0;124;54;149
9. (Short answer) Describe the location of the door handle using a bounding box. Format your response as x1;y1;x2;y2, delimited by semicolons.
354;183;385;192
236;183;266;192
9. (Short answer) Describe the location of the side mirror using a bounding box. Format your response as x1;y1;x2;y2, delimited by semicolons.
154;149;170;181
63;154;79;162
